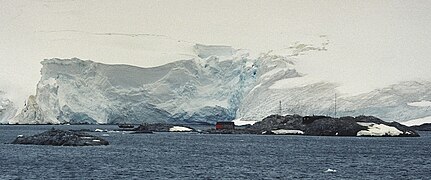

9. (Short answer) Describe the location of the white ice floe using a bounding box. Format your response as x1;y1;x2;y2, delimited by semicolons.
401;116;431;126
271;129;304;135
325;169;337;173
107;130;121;133
94;129;104;132
356;122;402;136
169;126;192;132
407;100;431;107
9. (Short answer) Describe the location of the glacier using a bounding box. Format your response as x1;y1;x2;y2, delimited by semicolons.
11;42;431;124
0;91;16;124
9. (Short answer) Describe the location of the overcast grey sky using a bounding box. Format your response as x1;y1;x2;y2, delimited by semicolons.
1;0;431;105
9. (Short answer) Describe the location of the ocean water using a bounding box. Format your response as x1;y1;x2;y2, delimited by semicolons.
0;125;430;179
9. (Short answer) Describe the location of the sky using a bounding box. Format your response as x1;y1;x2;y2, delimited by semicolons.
1;0;431;107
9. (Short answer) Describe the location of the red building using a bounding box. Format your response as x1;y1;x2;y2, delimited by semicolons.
215;122;235;130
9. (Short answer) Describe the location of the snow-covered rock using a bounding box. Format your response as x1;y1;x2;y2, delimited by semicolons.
271;129;304;135
12;41;431;124
169;126;193;132
232;119;257;126
356;122;403;136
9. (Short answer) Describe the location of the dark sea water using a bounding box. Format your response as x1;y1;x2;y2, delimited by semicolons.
0;125;430;179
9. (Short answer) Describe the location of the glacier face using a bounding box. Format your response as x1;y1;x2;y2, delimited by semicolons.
0;92;16;124
13;43;431;124
13;48;273;124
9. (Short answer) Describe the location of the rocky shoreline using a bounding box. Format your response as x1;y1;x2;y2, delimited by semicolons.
9;115;420;146
206;115;420;137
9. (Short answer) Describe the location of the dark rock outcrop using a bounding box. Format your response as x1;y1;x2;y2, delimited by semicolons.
11;128;109;146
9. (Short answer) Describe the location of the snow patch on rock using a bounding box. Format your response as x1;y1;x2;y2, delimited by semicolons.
169;126;192;132
271;129;304;135
356;122;403;136
232;119;257;126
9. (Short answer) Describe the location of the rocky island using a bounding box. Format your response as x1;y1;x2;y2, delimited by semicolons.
207;115;420;137
11;128;109;146
132;123;195;133
410;123;431;131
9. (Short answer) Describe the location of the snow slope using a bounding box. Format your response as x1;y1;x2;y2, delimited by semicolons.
12;40;431;124
401;116;431;126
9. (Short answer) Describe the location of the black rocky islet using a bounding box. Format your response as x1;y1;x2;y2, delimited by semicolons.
132;123;195;133
11;128;109;146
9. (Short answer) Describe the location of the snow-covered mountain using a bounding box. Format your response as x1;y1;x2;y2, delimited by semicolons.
12;43;431;124
0;91;16;124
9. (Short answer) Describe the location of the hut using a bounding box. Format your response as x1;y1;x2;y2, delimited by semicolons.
215;122;235;130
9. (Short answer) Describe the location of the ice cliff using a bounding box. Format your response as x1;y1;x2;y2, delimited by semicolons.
12;42;431;124
0;92;16;124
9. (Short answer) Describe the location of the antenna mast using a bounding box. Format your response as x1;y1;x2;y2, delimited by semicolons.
279;100;282;115
334;93;337;118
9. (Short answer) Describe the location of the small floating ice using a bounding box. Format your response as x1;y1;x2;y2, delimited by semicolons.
17;135;24;138
92;139;101;142
107;130;121;133
169;126;192;132
95;129;107;132
325;168;337;173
